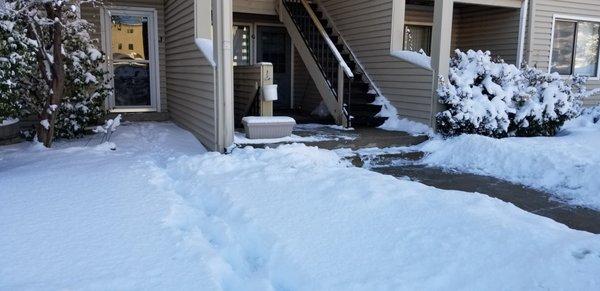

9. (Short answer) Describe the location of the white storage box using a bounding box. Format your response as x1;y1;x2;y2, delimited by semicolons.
242;116;296;139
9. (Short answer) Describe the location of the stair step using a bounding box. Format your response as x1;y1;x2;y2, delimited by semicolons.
350;116;387;127
349;104;382;115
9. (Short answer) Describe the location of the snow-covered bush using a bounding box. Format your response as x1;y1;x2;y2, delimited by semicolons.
1;0;111;144
53;16;111;139
514;68;581;136
0;11;36;122
437;50;585;137
436;50;522;137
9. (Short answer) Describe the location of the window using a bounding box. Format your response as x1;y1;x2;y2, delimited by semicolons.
128;44;134;50
232;25;251;66
127;28;134;33
551;19;600;76
403;24;432;55
118;43;122;50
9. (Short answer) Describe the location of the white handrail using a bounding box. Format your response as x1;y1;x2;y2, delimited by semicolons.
299;0;354;78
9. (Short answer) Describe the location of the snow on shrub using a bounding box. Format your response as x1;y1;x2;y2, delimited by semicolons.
1;0;111;142
437;50;585;137
0;13;36;123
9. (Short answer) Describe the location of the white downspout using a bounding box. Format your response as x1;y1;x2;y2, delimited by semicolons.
516;0;530;67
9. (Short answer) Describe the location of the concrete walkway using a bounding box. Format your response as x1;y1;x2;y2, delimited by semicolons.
236;125;600;234
373;165;600;234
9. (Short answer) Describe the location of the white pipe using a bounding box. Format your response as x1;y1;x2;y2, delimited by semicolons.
517;0;530;67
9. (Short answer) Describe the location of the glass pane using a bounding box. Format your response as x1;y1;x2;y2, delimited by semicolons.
113;62;151;106
551;20;576;75
111;15;149;61
259;28;288;73
403;25;432;55
233;25;251;66
574;21;600;76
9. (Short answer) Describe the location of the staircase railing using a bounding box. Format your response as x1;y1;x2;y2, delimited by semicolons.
281;0;353;127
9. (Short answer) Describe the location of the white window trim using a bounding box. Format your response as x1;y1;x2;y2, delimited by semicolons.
549;14;600;81
100;6;162;112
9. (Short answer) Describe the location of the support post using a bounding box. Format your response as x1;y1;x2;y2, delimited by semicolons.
337;64;346;126
430;0;454;128
212;0;234;152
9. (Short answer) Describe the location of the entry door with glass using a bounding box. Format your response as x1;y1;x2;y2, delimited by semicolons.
103;8;159;111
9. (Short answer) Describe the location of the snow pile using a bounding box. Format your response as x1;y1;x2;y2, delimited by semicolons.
374;96;433;136
437;50;583;137
3;123;600;289
420;111;600;209
390;49;432;70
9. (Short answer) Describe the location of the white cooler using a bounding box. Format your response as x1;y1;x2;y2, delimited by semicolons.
242;116;296;139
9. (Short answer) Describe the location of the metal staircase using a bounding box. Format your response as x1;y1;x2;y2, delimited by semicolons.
278;0;386;127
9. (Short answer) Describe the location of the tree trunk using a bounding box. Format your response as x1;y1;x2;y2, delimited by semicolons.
37;4;65;148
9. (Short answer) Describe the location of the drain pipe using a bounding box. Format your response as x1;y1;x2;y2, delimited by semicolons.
516;0;530;67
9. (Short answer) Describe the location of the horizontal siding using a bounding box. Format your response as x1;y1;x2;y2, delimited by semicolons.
233;0;276;15
293;48;323;113
165;0;217;150
528;0;600;106
81;0;168;112
321;0;434;125
453;5;520;64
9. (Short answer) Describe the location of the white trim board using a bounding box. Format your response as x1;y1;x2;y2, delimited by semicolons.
100;6;161;112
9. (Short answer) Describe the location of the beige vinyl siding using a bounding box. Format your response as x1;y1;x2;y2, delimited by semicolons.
453;5;520;64
81;0;168;112
293;48;323;113
320;0;434;125
233;0;276;15
527;0;600;106
164;0;218;150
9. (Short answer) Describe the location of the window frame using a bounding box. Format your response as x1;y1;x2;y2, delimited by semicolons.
402;22;433;55
232;22;253;66
549;14;600;80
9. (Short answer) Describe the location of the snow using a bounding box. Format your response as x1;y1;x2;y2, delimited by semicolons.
40;119;50;129
0;117;19;126
390;50;432;70
373;95;432;136
2;122;600;289
194;38;215;67
419;110;600;209
242;116;296;124
234;131;332;144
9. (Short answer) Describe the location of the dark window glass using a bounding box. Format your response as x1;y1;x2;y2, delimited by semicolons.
551;20;577;75
403;25;432;55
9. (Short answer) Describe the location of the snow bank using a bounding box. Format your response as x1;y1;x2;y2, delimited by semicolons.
2;122;600;289
420;111;600;209
373;95;433;136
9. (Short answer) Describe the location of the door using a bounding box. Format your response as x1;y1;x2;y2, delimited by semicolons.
103;8;159;111
256;26;292;110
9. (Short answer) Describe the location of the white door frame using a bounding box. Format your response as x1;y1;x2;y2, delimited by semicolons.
100;6;161;112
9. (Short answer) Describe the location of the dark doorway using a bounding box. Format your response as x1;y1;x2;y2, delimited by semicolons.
256;25;292;111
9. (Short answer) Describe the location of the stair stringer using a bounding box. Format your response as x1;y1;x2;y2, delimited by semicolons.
277;0;347;126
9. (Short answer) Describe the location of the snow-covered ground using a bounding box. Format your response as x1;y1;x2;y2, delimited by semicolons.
419;110;600;210
2;122;600;290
